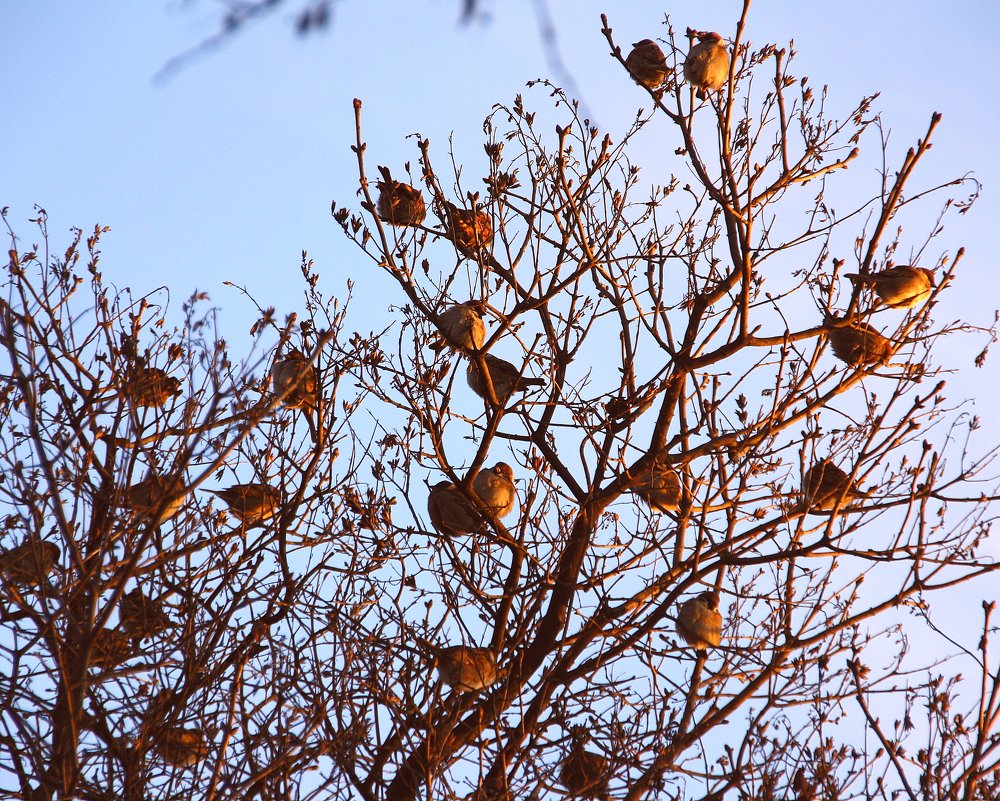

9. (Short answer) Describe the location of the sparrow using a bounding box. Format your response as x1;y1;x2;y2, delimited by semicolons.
625;39;669;90
559;738;611;800
466;354;544;405
676;590;722;652
436;645;498;691
683;31;729;99
154;726;208;768
271;348;319;411
473;462;517;518
207;483;280;527
0;540;60;586
630;461;682;513
442;201;493;257
801;459;868;512
430;301;487;353
376;165;427;227
123;367;181;409
427;481;483;537
826;317;894;367
89;627;136;670
119;588;172;642
845;266;935;309
125;474;186;523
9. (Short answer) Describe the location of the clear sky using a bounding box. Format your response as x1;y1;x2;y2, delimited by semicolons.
3;0;999;627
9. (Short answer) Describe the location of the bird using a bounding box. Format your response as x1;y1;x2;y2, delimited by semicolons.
427;481;483;537
153;726;208;768
826;317;894;367
123;367;181;409
466;354;544;405
845;265;935;309
801;459;868;512
207;483;280;526
89;627;136;670
125;474;186;523
683;31;729;100
435;645;498;691
430;301;487;353
676;590;722;652
473;462;517;518
630;460;682;513
442;201;493;257
559;736;610;800
271;348;319;411
625;39;669;90
376;165;427;227
0;540;60;586
119;588;172;642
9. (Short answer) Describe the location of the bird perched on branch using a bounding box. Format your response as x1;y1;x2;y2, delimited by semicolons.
473;462;517;518
0;539;60;586
630;460;682;513
89;627;136;670
826;317;894;367
677;590;722;652
119;588;172;643
559;733;611;800
442;201;493;257
466;354;544;405
430;301;487;353
683;30;729;99
155;726;208;768
625;39;668;90
123;367;181;409
427;481;483;537
436;645;498;691
125;474;187;523
144;690;209;767
207;483;280;527
801;459;869;513
376;165;426;227
845;265;935;309
272;348;319;411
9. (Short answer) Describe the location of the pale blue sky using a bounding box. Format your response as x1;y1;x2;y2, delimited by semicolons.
4;2;997;354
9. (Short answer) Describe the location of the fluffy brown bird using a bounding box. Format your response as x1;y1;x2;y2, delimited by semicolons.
430;301;487;353
683;31;729;99
625;38;668;89
376;165;426;227
466;354;545;405
427;481;483;537
473;462;517;518
631;461;682;513
90;627;136;670
207;483;280;526
125;474;187;523
272;348;318;411
436;645;498;691
676;590;722;652
0;540;60;586
845;266;935;309
442;201;493;257
826;317;894;367
154;726;208;768
119;588;172;642
123;367;181;409
801;459;868;512
559;737;610;800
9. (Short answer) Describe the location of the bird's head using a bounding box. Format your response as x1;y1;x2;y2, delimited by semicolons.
491;462;514;481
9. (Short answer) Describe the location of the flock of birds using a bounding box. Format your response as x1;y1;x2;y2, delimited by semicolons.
0;25;939;793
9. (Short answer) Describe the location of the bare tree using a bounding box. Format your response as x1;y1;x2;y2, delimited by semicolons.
3;5;1000;801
